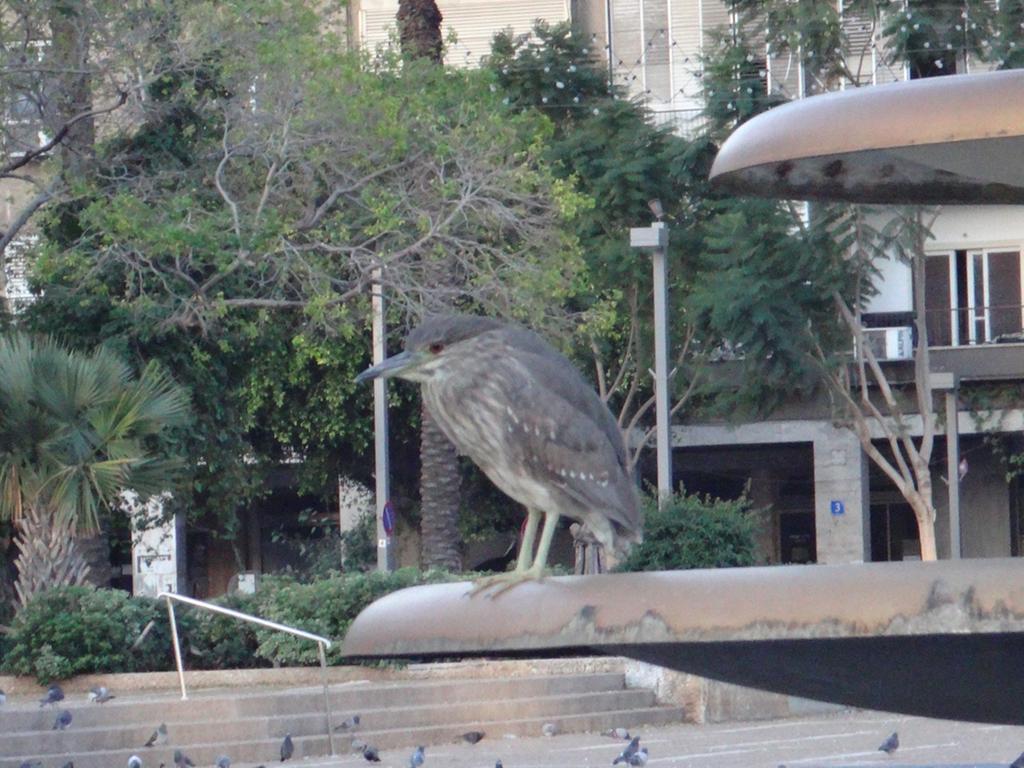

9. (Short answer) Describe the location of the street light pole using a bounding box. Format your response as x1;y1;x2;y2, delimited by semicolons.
629;218;673;504
371;269;396;572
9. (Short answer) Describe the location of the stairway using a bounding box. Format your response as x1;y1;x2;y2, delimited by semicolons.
0;670;685;768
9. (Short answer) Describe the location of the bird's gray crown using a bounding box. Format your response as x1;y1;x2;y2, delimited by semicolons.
405;315;505;352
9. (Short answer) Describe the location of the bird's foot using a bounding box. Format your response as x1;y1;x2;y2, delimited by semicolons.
467;568;545;598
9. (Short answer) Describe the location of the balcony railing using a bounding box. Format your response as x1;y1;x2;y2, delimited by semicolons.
924;304;1024;347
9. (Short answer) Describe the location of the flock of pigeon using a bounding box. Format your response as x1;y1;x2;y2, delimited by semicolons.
7;686;1024;768
5;687;654;768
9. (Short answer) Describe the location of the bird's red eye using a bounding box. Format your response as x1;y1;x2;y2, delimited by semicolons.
429;342;444;354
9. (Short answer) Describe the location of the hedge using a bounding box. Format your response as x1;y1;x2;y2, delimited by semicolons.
615;491;758;572
2;568;455;683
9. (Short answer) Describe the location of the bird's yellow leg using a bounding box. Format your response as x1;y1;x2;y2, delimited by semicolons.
469;512;560;598
514;508;541;572
524;511;559;579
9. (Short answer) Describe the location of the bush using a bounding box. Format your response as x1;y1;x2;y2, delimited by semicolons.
253;568;455;665
2;586;173;683
616;491;758;572
2;569;461;679
180;591;265;670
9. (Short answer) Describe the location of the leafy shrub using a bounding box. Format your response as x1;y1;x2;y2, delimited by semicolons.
253;568;455;665
180;591;265;670
616;491;758;572
2;569;460;679
340;510;377;572
2;586;173;683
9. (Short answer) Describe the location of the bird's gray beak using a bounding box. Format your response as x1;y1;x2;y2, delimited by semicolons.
355;350;416;384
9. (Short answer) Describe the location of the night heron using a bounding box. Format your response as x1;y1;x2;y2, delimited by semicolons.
356;315;642;589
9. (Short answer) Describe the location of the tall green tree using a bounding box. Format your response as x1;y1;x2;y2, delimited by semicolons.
693;0;1024;559
0;334;188;606
488;21;714;470
396;0;462;572
23;0;582;568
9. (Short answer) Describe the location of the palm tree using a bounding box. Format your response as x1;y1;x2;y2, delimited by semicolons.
395;0;463;571
0;334;189;606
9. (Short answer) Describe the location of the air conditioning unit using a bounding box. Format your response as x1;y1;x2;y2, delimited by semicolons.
861;326;913;360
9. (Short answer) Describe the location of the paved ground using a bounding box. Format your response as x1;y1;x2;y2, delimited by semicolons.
295;710;1024;768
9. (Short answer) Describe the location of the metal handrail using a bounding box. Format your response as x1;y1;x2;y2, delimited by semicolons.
158;591;336;755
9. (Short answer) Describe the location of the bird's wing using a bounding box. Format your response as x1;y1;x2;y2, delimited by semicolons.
495;353;640;533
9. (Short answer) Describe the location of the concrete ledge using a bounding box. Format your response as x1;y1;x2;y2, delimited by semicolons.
0;656;844;725
621;659;845;724
0;657;628;698
0;665;398;697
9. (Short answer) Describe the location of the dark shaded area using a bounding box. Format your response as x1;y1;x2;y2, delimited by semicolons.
606;633;1024;725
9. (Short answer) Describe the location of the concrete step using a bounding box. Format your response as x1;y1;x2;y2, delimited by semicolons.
0;688;658;755
0;670;684;768
0;671;628;731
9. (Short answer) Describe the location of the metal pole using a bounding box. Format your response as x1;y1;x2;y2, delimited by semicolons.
946;388;961;559
630;220;673;505
651;223;673;504
165;596;188;701
371;269;396;572
318;641;335;755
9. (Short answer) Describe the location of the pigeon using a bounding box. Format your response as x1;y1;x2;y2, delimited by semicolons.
280;733;294;762
614;736;641;765
363;745;381;762
495;762;503;768
878;732;899;755
541;722;559;737
0;688;6;705
145;723;169;747
53;709;73;730
334;714;361;731
127;756;143;768
60;763;74;768
351;739;367;753
1011;752;1024;768
19;762;43;768
628;747;649;767
216;757;231;768
409;746;425;768
604;727;631;740
89;685;115;703
40;684;64;707
461;731;485;744
173;750;195;768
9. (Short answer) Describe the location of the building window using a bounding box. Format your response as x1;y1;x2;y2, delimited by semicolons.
924;249;1024;346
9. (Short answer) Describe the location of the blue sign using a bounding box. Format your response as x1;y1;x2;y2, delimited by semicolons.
382;501;396;536
830;499;845;516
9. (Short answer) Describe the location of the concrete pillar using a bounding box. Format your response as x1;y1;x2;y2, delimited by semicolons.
748;468;779;564
813;425;870;564
127;492;186;596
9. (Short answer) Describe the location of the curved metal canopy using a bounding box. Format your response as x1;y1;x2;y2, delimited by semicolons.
343;558;1024;724
709;69;1024;204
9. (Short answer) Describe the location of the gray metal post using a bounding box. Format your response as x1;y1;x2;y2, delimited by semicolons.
318;641;336;755
630;221;673;504
165;596;188;700
932;371;961;559
651;223;672;503
946;387;961;559
371;271;396;572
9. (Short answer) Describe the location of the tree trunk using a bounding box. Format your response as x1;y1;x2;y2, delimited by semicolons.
49;4;95;177
397;0;443;63
419;402;462;571
396;0;455;570
13;505;91;607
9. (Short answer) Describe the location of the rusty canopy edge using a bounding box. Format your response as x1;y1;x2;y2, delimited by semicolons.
341;560;1024;723
708;69;1024;204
